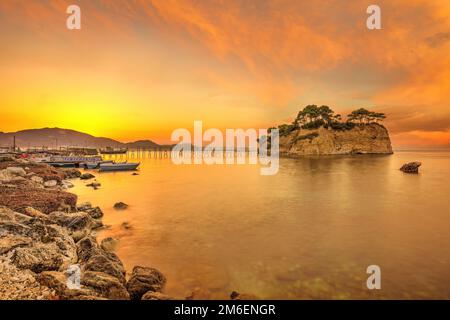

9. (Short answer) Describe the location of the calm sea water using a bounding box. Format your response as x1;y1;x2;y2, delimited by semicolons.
72;151;450;299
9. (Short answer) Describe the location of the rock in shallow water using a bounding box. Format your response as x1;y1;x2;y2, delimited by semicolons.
76;236;126;284
86;181;101;189
114;202;129;210
142;291;174;300
101;237;119;253
77;203;103;219
400;162;422;174
80;173;95;180
61;168;82;179
126;266;167;300
81;271;130;300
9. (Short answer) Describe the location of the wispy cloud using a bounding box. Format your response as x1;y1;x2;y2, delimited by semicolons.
0;0;449;146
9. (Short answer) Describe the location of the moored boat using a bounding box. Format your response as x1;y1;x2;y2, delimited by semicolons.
80;160;114;169
99;162;140;172
100;147;128;155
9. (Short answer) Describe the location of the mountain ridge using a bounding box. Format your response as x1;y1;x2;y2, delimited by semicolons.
0;127;170;149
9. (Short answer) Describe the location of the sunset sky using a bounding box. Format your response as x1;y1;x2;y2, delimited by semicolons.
0;0;449;148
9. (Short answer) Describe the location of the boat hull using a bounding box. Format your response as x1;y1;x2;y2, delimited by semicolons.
99;163;140;172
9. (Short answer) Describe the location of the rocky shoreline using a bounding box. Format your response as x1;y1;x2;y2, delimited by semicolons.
0;156;170;300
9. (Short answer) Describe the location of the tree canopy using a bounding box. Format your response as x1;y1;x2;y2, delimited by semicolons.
294;105;342;128
276;105;386;136
347;108;386;124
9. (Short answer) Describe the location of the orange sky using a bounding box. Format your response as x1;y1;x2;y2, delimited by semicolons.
0;0;449;147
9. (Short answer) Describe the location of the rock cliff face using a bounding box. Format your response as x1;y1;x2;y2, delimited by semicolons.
279;124;393;156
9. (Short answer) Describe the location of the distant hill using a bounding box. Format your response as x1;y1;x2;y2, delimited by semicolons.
126;140;162;149
0;128;168;149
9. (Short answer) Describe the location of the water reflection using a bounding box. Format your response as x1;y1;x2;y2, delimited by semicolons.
72;151;450;299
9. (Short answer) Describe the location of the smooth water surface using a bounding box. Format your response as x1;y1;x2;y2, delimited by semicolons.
72;151;450;299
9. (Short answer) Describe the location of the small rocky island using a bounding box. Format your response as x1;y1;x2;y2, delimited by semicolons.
0;156;169;300
273;105;393;156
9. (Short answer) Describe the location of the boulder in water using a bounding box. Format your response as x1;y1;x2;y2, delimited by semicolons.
126;266;167;300
81;271;130;300
400;162;422;174
80;173;95;180
114;202;128;210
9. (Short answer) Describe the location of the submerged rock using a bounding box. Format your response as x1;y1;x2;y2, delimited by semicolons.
141;291;174;300
80;173;95;180
230;291;260;300
77;203;103;219
61;168;82;179
121;222;132;230
400;162;422;174
101;237;119;253
126;266;167;300
114;202;128;210
86;181;101;189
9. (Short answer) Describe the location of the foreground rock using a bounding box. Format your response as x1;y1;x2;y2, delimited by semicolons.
81;271;129;300
47;211;96;242
0;208;78;271
77;202;103;219
0;158;169;301
77;237;126;284
0;255;55;300
0;187;77;214
126;266;167;300
400;162;422;174
36;271;102;300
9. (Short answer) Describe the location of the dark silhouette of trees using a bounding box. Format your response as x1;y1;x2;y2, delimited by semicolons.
347;108;386;124
276;105;386;136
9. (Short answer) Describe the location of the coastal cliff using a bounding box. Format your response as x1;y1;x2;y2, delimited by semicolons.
274;105;393;156
279;124;393;156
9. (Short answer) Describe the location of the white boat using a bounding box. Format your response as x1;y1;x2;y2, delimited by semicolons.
44;155;103;164
99;162;140;172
